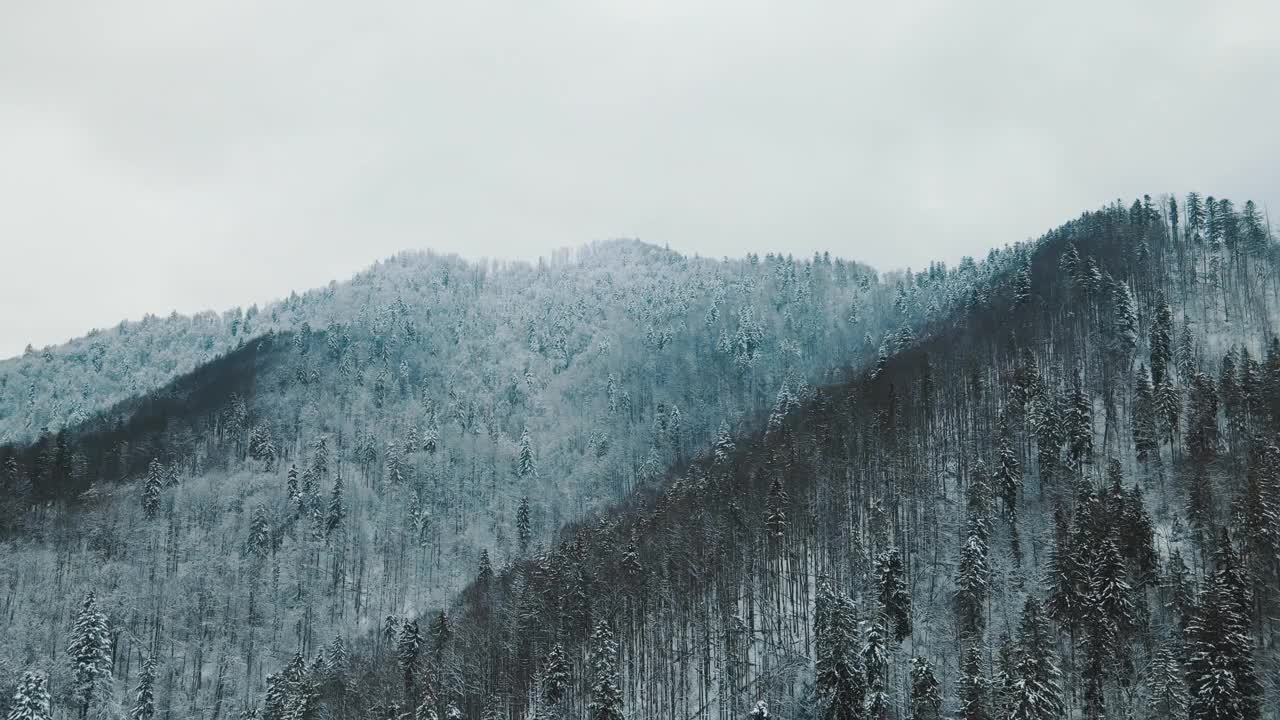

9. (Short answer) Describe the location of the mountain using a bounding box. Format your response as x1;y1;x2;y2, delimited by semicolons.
0;238;963;714
2;196;1279;720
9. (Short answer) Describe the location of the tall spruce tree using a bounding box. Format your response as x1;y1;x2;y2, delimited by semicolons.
68;590;112;719
587;620;624;720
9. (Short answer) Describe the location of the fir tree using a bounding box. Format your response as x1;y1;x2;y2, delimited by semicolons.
909;657;941;720
516;496;532;553
246;503;271;560
1010;596;1064;720
518;427;536;478
5;671;51;720
68;590;112;719
862;621;890;720
814;579;864;720
399;618;423;697
429;611;451;667
994;414;1022;518
1066;372;1093;469
543;642;571;708
129;655;157;720
955;530;990;639
142;458;162;520
1146;635;1187;720
325;472;345;538
713;421;736;465
959;644;990;720
1186;530;1261;720
874;547;911;642
765;476;788;538
587;620;624;720
1150;295;1173;387
286;464;300;505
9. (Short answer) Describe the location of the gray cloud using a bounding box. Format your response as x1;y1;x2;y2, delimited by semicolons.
2;0;1277;357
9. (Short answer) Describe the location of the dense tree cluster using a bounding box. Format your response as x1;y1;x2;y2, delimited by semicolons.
2;196;1279;720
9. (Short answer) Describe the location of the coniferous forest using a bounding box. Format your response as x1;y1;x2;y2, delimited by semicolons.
3;195;1280;720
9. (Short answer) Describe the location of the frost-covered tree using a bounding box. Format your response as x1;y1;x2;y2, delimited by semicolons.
68;590;112;719
587;620;624;720
874;548;910;642
129;656;157;720
517;428;536;479
814;580;863;720
399;619;423;697
909;657;941;720
142;458;163;520
5;671;51;720
1009;596;1063;720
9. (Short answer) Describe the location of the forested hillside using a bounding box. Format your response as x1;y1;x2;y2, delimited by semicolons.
0;239;982;717
3;195;1279;720
233;195;1277;720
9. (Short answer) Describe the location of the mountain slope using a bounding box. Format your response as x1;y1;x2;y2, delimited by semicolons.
0;239;972;716
294;196;1280;720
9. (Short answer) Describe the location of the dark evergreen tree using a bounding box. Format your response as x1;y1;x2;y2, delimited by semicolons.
68;590;112;719
399;619;423;697
1010;596;1063;720
587;620;624;720
5;671;51;720
874;547;911;642
814;579;864;720
142;458;163;520
959;644;990;720
128;656;157;720
1186;531;1261;720
908;657;941;720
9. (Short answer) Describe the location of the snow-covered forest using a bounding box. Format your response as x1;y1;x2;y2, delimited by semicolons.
3;194;1280;720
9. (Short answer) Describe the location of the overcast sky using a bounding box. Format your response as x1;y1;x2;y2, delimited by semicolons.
2;0;1277;359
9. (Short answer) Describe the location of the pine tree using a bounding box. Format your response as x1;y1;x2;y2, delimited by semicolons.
429;611;451;667
587;620;624;720
959;644;990;720
909;657;941;720
992;634;1018;720
1010;596;1064;720
399;618;423;697
129;655;157;720
814;579;864;720
142;458;162;520
382;614;399;647
1066;372;1093;469
1133;366;1160;467
713;422;736;465
862;621;890;720
1110;279;1138;367
518;428;536;478
1186;530;1261;720
1146;635;1187;720
995;414;1022;518
765;476;788;538
543;642;571;708
325;472;345;538
955;529;990;639
286;464;300;504
5;671;51;720
246;504;271;560
874;547;911;642
263;672;288;720
1150;294;1173;387
68;590;112;719
516;496;532;553
1045;511;1084;634
328;635;347;677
